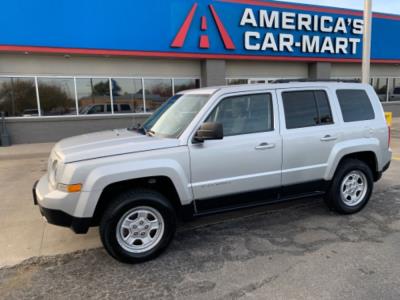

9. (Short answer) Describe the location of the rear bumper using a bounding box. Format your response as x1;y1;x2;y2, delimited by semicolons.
382;160;391;173
33;179;91;234
375;161;391;181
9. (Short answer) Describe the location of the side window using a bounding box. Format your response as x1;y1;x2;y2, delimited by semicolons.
120;104;132;112
393;87;400;95
336;89;375;122
88;105;104;114
206;93;273;136
282;90;333;129
106;104;118;112
315;91;334;124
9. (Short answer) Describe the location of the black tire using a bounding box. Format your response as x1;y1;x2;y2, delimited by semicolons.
99;188;176;263
325;158;374;214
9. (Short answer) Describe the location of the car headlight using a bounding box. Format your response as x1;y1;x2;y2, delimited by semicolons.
48;159;59;186
47;155;82;193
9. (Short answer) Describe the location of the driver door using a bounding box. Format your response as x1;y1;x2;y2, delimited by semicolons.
189;91;282;203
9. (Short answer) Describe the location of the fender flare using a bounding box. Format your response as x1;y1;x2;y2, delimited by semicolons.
324;138;380;181
74;159;193;218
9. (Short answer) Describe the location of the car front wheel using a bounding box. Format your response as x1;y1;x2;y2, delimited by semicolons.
99;189;176;263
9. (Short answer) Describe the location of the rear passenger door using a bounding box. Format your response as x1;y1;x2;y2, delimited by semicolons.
277;88;341;191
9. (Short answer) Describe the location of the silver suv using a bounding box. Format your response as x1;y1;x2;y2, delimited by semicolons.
33;82;392;263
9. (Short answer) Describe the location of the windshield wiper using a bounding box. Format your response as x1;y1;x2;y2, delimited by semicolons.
128;123;148;135
146;130;155;137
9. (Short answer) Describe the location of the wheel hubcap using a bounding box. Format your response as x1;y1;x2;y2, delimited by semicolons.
340;170;368;207
116;206;164;253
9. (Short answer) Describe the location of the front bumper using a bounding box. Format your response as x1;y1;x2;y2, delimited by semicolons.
33;178;91;234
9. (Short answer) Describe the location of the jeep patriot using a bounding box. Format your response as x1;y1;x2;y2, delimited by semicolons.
33;82;392;263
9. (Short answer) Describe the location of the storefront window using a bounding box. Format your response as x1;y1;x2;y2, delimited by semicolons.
111;78;144;113
1;76;199;117
388;78;400;102
174;78;200;93
76;78;111;115
144;79;172;112
0;77;38;117
38;78;76;116
372;78;388;102
226;79;248;85
249;79;268;84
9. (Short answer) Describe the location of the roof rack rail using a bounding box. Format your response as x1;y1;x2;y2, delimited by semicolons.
270;79;361;84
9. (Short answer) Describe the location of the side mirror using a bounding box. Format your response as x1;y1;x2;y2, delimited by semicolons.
193;122;223;143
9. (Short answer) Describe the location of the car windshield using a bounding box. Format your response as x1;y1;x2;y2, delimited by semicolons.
141;93;210;138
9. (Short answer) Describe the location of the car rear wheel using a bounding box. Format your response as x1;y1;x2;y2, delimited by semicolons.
99;189;176;263
325;158;374;214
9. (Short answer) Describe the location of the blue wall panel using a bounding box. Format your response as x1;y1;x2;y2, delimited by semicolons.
0;0;399;61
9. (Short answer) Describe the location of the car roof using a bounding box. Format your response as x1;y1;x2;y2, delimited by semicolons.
179;81;370;95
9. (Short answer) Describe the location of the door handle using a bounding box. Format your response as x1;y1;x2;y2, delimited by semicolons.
255;142;275;150
320;135;337;142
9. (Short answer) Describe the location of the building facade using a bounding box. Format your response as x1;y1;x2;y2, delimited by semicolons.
0;0;400;144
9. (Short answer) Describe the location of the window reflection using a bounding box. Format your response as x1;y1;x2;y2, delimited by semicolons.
372;78;388;102
0;76;201;117
76;78;111;115
144;79;172;112
0;77;38;117
174;78;200;93
226;79;248;85
388;78;400;102
111;78;144;113
38;78;76;115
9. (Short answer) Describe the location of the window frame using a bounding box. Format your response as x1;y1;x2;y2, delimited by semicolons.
200;91;275;138
281;89;335;130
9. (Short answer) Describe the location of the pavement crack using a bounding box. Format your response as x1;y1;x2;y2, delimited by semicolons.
218;265;296;299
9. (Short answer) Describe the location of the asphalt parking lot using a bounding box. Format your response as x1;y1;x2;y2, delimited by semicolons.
0;119;399;299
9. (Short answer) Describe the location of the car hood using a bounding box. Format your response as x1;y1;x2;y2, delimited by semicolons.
52;129;180;163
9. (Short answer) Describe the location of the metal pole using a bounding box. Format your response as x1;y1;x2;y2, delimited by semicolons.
362;0;372;84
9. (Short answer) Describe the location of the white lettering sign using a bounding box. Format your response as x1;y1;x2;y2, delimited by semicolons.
240;8;363;55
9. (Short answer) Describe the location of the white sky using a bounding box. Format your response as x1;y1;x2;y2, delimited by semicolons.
280;0;400;14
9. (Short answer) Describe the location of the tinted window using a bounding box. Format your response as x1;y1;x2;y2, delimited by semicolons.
336;89;375;122
282;90;333;129
120;104;131;112
206;93;273;136
106;104;118;112
88;105;104;114
315;91;334;124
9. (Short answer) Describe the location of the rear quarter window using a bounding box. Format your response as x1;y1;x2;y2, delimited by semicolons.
336;89;375;122
282;90;333;129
